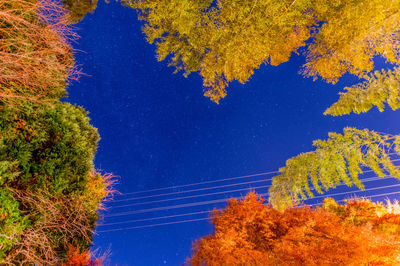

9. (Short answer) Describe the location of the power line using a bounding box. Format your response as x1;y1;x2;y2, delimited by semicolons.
109;158;400;203
104;192;269;218
110;184;270;209
97;210;212;227
111;178;270;203
104;174;399;216
309;190;400;207
100;178;395;227
107;173;398;209
98;178;398;227
96;217;210;233
306;183;400;202
103;178;400;220
110;156;400;202
96;190;400;233
117;170;279;196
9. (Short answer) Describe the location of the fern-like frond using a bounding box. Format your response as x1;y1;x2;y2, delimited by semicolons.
325;67;400;116
269;128;400;210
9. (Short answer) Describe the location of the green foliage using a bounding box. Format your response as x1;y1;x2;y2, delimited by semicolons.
0;0;112;263
268;128;400;210
325;67;400;116
0;102;99;194
0;188;29;261
63;0;98;24
0;102;106;264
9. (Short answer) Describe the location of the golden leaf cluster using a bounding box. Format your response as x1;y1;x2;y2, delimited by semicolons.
125;0;399;103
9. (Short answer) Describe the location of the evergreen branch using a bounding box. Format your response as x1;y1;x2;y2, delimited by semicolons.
325;67;400;116
268;127;400;210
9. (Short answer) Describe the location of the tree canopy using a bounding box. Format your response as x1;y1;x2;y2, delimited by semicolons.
0;102;99;194
0;102;110;264
188;193;400;265
0;0;112;263
124;0;400;103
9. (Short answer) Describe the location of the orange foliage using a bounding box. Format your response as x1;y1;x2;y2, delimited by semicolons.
62;245;102;266
0;0;79;107
80;171;118;212
188;193;400;265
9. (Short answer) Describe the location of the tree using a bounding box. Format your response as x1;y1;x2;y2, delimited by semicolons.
268;127;400;210
124;0;399;103
0;102;114;264
0;102;99;193
0;0;113;263
188;193;400;265
124;0;314;103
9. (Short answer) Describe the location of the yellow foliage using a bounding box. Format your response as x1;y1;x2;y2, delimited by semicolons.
303;0;400;83
125;0;400;103
79;171;116;212
124;0;314;103
325;67;400;116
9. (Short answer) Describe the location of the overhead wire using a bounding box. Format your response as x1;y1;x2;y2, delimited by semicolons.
110;184;270;209
309;190;400;207
104;193;268;218
102;177;400;220
98;154;400;231
97;210;213;227
107;173;398;209
104;171;400;214
110;156;400;203
96;217;211;233
96;190;400;233
116;170;280;196
98;180;400;227
111;178;270;203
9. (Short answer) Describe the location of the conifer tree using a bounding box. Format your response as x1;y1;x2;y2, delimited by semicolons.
0;102;113;264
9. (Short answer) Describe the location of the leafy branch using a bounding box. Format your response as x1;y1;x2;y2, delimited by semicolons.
268;128;400;210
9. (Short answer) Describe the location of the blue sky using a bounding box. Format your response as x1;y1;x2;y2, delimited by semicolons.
66;1;400;265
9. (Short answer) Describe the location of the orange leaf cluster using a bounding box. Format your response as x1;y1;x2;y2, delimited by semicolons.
188;193;400;265
62;245;102;266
